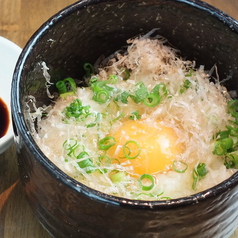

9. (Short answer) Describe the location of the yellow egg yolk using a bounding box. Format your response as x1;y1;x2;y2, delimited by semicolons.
107;120;183;176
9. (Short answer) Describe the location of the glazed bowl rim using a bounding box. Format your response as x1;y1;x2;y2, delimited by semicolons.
11;0;238;209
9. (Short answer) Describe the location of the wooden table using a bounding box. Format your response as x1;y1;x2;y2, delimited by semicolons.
1;0;238;237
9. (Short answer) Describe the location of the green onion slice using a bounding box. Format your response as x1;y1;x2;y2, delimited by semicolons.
98;136;116;150
185;69;194;77
225;151;238;169
131;82;148;103
151;83;168;99
129;110;141;120
121;68;130;80
123;140;141;159
172;160;188;173
84;63;95;78
99;154;111;165
110;171;127;183
213;138;234;156
56;77;77;97
76;151;95;174
63;138;79;157
192;163;208;190
139;174;155;191
63;99;91;120
143;93;161;107
56;80;67;94
93;90;110;104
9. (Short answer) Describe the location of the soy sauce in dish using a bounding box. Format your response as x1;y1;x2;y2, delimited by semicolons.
0;98;10;138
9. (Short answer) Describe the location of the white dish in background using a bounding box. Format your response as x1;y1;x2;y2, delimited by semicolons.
0;36;21;154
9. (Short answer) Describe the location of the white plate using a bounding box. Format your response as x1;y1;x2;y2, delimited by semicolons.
0;36;21;154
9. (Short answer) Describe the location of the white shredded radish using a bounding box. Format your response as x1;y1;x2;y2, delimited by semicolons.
31;33;237;200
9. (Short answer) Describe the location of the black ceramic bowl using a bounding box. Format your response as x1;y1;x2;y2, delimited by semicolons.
11;0;238;237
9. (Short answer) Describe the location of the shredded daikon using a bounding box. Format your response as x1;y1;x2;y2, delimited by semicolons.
31;32;237;200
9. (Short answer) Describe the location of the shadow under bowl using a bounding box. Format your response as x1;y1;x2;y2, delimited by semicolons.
11;0;238;237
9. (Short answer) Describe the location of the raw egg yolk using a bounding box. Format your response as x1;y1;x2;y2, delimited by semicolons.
107;120;183;175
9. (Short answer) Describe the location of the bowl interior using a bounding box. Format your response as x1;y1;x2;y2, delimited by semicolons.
12;0;238;205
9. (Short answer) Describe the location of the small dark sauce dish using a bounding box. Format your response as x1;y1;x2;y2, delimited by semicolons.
11;0;238;237
0;98;10;138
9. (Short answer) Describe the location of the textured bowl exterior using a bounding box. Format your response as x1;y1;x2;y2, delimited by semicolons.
11;0;238;237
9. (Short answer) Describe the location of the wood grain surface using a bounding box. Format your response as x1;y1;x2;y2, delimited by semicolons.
0;1;238;237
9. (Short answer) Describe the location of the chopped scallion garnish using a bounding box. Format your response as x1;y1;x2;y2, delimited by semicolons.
228;100;238;124
63;99;91;121
192;163;208;190
56;77;77;98
77;151;95;174
63;138;79;157
143;92;161;107
110;171;127;183
90;75;118;104
213;138;234;156
93;90;110;103
172;160;188;173
139;174;155;191
83;63;95;79
129;110;141;120
224;151;238;169
131;82;148;103
185;69;194;77
123;140;141;159
121;68;130;80
98;136;116;150
180;79;191;94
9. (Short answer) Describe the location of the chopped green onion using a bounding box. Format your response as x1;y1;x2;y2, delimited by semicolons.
115;91;130;104
213;138;234;156
172;160;188;173
227;125;238;137
228;100;238;119
98;136;116;150
84;63;95;78
56;80;67;94
192;163;208;190
96;155;111;173
110;171;127;183
142;83;168;106
180;79;191;94
108;74;118;84
77;151;95;173
63;99;91;121
86;123;97;128
185;69;194;77
93;90;110;104
143;92;161;107
121;68;130;80
99;155;111;165
123;140;141;159
131;82;148;103
56;77;77;98
151;83;168;98
215;129;230;140
90;75;118;104
225;151;238;169
129;110;141;120
139;174;155;191
63;138;79;157
112;112;125;123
